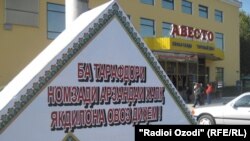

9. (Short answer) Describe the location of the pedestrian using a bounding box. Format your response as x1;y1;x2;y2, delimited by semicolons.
192;83;202;108
205;83;213;104
199;83;205;105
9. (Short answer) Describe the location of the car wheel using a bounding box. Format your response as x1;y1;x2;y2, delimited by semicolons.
197;115;215;125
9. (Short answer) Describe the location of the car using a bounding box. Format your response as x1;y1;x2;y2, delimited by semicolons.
192;92;250;125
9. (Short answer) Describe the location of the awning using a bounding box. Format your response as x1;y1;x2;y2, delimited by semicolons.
144;37;224;60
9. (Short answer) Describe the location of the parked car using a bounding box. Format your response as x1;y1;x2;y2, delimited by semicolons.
192;92;250;125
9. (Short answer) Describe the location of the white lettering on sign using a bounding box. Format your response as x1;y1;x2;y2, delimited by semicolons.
171;24;214;42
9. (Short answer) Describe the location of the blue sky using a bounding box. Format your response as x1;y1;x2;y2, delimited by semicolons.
241;0;250;14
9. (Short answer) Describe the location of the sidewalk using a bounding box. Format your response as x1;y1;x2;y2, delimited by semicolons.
186;96;235;110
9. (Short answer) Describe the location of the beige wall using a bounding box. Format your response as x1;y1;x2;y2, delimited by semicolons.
89;0;240;86
0;0;64;88
0;0;240;88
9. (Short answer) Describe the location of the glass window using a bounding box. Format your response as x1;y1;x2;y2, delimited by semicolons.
215;9;223;22
162;0;174;10
189;63;197;75
47;3;65;40
179;62;187;75
5;0;39;27
140;18;155;37
182;0;192;15
235;95;250;107
215;32;224;50
140;0;154;5
166;61;177;74
162;22;172;37
159;61;166;70
216;67;224;87
199;5;208;18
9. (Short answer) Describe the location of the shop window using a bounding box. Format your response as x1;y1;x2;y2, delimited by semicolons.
162;0;174;10
198;58;206;84
166;62;177;74
159;61;166;70
199;5;208;19
162;22;172;37
188;63;197;75
198;58;205;65
178;62;187;75
188;75;197;85
47;3;65;40
215;9;223;23
198;65;205;75
182;0;192;15
5;0;39;27
140;0;154;5
216;67;224;88
215;32;224;51
206;67;210;83
140;18;155;37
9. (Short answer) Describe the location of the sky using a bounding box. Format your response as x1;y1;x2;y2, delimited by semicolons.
241;0;250;15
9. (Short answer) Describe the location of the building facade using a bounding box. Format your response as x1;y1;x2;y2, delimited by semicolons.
0;0;241;91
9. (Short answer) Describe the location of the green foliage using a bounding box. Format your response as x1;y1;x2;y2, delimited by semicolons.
240;11;250;41
240;11;250;76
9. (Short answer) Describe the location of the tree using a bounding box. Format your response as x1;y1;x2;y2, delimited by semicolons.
240;11;250;76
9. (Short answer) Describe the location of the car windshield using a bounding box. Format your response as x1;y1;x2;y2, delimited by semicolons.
234;95;250;107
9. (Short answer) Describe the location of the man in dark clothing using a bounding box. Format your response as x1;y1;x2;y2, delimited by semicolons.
192;83;202;108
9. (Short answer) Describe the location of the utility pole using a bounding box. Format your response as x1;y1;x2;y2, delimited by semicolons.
65;0;88;28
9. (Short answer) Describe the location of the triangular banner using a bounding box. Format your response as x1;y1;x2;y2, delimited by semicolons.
0;1;195;140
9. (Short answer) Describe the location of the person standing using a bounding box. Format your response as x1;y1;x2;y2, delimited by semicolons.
199;83;205;105
192;83;201;108
205;83;213;104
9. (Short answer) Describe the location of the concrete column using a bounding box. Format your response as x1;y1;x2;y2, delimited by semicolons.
66;0;88;28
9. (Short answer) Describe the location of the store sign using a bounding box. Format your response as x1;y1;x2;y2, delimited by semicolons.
0;1;194;141
170;38;215;51
171;24;214;42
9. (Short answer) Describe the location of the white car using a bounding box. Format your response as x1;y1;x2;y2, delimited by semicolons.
192;92;250;125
